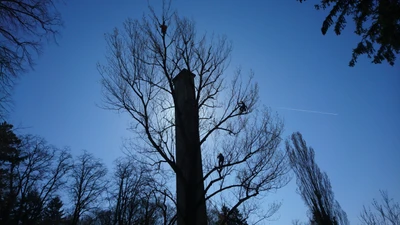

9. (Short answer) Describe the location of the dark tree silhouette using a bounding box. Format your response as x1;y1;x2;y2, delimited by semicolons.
69;151;108;225
0;122;71;224
110;157;170;225
216;205;249;225
11;135;72;225
99;1;290;224
43;196;65;225
78;209;113;225
0;122;22;162
0;122;23;191
18;189;43;225
0;0;63;118
286;132;349;225
0;122;24;224
298;0;400;67
359;190;400;225
1;122;71;225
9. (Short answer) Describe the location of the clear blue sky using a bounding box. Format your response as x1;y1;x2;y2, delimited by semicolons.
9;0;400;224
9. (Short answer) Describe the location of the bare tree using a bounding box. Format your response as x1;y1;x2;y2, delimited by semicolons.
99;1;289;224
69;150;108;225
286;132;349;225
109;157;171;225
359;190;400;225
0;123;72;225
0;0;63;118
11;135;72;224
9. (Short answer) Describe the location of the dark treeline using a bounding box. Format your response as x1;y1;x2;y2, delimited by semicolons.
0;121;250;225
2;121;399;225
0;121;173;225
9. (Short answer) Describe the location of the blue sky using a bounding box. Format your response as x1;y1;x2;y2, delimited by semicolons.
8;0;399;224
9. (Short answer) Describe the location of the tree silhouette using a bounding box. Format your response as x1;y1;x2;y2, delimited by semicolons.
99;1;289;224
0;122;72;225
69;151;108;225
286;132;349;225
0;122;23;224
43;196;65;225
0;122;22;162
10;135;71;224
298;0;400;67
109;157;169;225
18;189;43;225
359;190;400;225
216;205;249;225
0;0;63;118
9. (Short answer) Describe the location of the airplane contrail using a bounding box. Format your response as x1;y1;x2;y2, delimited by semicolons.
276;107;338;116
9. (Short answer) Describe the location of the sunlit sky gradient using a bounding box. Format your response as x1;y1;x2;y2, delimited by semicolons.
9;0;399;224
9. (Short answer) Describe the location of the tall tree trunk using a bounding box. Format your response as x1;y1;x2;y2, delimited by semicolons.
174;69;207;225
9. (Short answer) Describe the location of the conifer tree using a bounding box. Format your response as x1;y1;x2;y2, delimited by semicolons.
44;196;65;225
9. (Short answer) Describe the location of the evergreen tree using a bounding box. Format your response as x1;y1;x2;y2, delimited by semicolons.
0;121;23;166
216;205;248;225
19;189;43;225
0;121;23;224
44;196;65;225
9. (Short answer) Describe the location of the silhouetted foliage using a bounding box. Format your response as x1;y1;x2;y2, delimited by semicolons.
359;190;400;225
43;196;65;225
0;122;72;225
0;122;23;225
0;122;22;162
1;122;176;225
298;0;400;67
0;122;173;225
18;189;43;225
215;205;249;225
0;0;63;118
0;122;23;223
286;132;349;225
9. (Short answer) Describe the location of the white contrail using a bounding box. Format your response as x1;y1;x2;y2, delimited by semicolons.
276;107;338;116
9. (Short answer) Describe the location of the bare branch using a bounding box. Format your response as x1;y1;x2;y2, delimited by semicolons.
69;150;108;225
99;3;290;223
0;0;63;118
359;190;400;225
